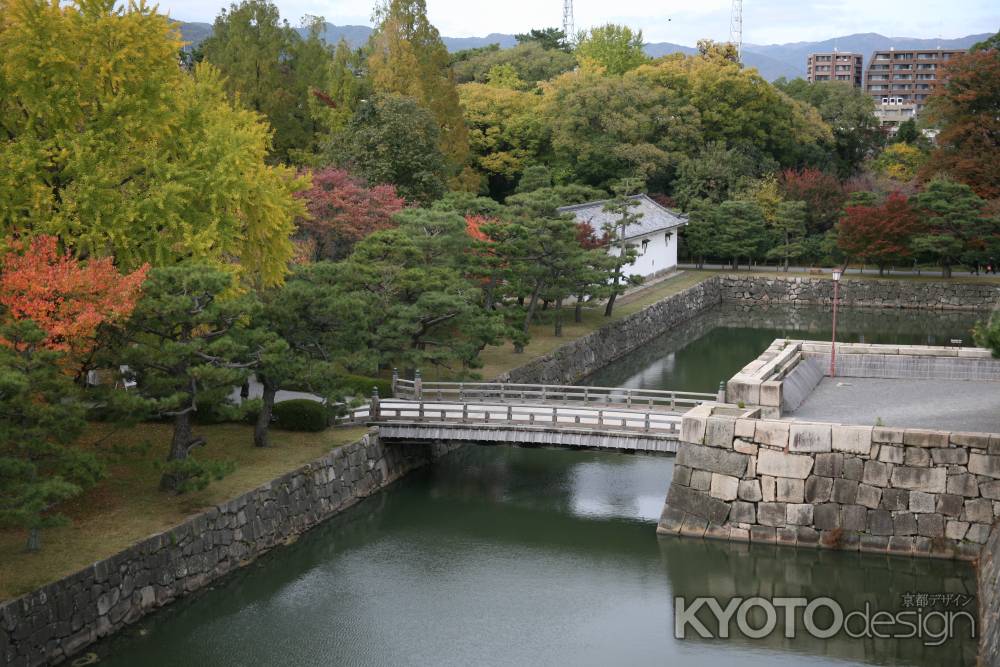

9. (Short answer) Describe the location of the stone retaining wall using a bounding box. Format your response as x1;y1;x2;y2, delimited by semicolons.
498;278;722;384
979;522;1000;665
658;405;1000;561
498;274;1000;385
717;275;1000;311
0;432;454;667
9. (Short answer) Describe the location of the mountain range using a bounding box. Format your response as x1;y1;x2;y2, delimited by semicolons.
175;21;991;82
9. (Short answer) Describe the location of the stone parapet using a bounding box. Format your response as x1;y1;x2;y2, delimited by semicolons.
658;406;1000;561
717;275;1000;311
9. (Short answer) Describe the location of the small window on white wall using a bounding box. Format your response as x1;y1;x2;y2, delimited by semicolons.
664;232;673;245
640;239;649;255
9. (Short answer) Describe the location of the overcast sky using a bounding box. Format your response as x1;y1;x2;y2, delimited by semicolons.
166;0;999;46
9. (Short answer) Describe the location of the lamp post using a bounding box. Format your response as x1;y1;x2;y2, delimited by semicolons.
830;269;841;377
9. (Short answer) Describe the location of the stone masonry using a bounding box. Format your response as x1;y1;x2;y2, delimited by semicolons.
501;274;999;386
658;405;999;561
0;431;455;667
717;274;1000;311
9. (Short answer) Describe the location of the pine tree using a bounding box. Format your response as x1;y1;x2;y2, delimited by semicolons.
115;266;257;492
0;320;102;551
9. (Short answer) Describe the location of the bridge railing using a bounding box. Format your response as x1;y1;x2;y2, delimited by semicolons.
392;378;714;413
353;400;681;435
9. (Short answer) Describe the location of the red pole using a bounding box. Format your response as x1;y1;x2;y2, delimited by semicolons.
830;278;839;377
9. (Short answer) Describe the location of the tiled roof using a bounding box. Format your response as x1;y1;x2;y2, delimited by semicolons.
557;194;688;241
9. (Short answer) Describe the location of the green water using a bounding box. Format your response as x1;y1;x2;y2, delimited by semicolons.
96;305;982;666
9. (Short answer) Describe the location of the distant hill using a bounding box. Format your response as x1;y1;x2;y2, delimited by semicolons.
742;32;994;79
174;21;990;82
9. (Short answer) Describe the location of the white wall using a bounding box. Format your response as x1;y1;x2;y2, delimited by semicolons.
607;229;680;279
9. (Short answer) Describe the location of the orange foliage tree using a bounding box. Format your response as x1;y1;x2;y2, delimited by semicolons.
0;235;148;368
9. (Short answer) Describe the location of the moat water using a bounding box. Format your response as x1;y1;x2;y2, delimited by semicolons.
99;305;983;666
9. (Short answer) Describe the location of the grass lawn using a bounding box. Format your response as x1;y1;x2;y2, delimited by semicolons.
471;271;712;380
0;422;368;601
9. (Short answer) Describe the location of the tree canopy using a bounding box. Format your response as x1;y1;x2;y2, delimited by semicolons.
0;0;306;286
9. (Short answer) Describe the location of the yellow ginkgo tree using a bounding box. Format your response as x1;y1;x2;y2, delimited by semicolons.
0;0;307;286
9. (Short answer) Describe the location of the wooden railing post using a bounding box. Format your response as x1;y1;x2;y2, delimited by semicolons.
462;404;468;422
670;392;676;412
414;369;423;400
551;406;557;425
626;390;632;408
391;368;399;398
598;410;604;427
507;405;512;422
644;413;651;432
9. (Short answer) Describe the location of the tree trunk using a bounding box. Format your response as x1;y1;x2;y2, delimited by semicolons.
254;383;277;448
161;411;195;492
521;283;543;337
604;291;618;317
554;298;564;337
604;263;622;317
483;275;497;310
943;264;952;278
783;230;790;272
574;293;584;323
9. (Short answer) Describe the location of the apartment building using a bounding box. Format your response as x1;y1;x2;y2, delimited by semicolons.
806;51;864;87
864;47;966;112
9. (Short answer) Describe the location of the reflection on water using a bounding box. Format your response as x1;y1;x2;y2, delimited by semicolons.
98;446;976;667
583;304;981;393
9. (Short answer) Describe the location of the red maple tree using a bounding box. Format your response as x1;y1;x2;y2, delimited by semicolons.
837;193;921;274
296;168;405;261
575;222;609;250
780;168;846;235
0;235;148;361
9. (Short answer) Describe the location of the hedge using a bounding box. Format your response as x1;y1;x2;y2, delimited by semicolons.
271;399;329;432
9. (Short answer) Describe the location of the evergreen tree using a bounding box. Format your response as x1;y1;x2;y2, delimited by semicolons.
767;201;808;271
337;94;448;204
0;320;102;551
600;185;644;317
115;266;257;492
912;179;996;277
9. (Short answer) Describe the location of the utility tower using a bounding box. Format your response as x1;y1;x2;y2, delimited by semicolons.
562;0;575;44
729;0;743;63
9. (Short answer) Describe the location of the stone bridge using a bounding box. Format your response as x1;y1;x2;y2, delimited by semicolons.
342;379;719;454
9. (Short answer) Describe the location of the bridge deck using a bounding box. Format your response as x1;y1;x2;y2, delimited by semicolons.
348;400;684;453
392;379;716;412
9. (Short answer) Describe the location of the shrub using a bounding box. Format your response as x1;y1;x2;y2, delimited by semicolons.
271;399;329;432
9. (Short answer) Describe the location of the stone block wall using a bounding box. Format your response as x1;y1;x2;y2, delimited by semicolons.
658;406;1000;561
499;273;1000;386
499;278;722;384
979;522;1000;665
717;274;1000;311
0;431;454;667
